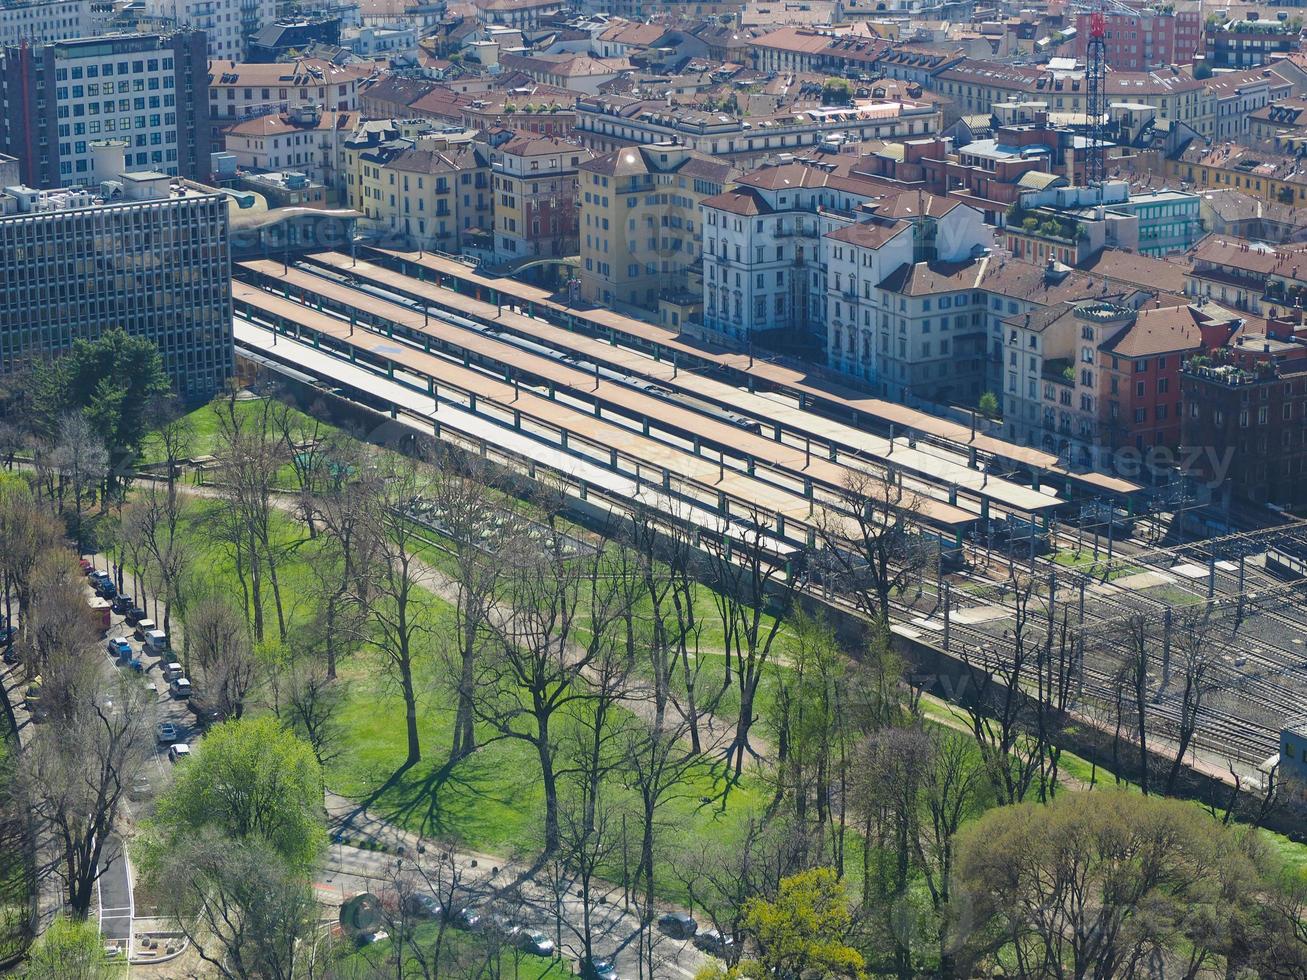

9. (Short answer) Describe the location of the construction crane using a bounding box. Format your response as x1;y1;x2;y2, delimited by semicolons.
1086;9;1108;190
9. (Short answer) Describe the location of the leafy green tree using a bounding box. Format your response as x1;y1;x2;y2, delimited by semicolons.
20;915;124;979
30;329;169;472
955;789;1295;978
150;716;326;871
821;79;852;105
739;867;865;979
978;391;999;419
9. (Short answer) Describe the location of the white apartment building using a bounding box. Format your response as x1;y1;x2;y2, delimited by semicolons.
825;198;990;402
207;58;371;135
223;105;357;193
0;0;109;47
142;0;275;60
701;159;896;342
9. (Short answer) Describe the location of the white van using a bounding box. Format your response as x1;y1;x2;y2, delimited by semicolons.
167;743;191;763
143;629;168;654
163;661;183;681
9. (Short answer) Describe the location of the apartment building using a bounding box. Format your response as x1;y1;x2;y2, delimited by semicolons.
0;0;111;48
574;92;943;169
1204;15;1300;69
347;131;491;252
828;200;991;404
578;141;734;310
931;61;1214;138
0;31;211;188
701;160;888;343
1183;236;1307;317
1071;7;1204;71
1180;330;1307;507
222;104;357;193
0;171;233;400
140;0;275;59
1204;65;1291;142
489;132;591;266
206;58;371;136
1170;142;1307;209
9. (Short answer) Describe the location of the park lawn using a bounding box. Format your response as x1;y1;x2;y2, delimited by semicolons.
138;397;325;473
325;638;778;874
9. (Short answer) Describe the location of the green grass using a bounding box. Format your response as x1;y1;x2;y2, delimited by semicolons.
1051;547;1142;582
137;397;323;470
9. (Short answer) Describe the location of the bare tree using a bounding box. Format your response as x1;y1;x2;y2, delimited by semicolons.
306;439;378;679
365;460;436;768
277;656;345;768
23;673;150;917
703;507;792;781
121;478;195;640
186;595;257;720
475;535;628;853
814;466;930;624
958;573;1050;805
151;831;334;980
428;460;522;764
557;792;623;968
211;393;295;643
1163;606;1221;795
51;414;109;550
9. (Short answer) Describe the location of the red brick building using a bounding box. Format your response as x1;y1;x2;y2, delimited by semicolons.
1073;7;1205;71
1180;327;1307;507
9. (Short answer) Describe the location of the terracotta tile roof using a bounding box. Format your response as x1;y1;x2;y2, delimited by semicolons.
1100;305;1204;358
877;255;987;294
1075;249;1187;296
826;218;910;250
701;186;772;215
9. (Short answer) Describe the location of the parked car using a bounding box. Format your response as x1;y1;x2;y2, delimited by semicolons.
95;579;117;600
169;677;192;700
124;607;147;627
156;722;179;745
403;894;443;920
128;777;151;801
106;637;133;660
163;662;183;681
693;929;734;958
451;907;481;931
513;929;554;957
79;558;94;575
167;743;191;763
143;629;168;655
657;913;697;939
580;957;619;980
188;698;226;726
110;594;133;615
133;619;157;640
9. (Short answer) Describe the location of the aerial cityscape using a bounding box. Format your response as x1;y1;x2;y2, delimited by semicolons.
0;0;1306;974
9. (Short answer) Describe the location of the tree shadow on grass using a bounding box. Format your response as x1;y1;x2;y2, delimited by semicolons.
371;750;533;852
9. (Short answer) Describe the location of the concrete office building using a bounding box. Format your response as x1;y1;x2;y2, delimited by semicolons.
0;169;234;400
0;31;212;188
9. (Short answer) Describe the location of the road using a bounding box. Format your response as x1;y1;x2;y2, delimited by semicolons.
318;792;710;979
96;836;132;943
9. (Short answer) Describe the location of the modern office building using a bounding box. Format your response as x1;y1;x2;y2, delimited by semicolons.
0;31;212;188
0;169;234;400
